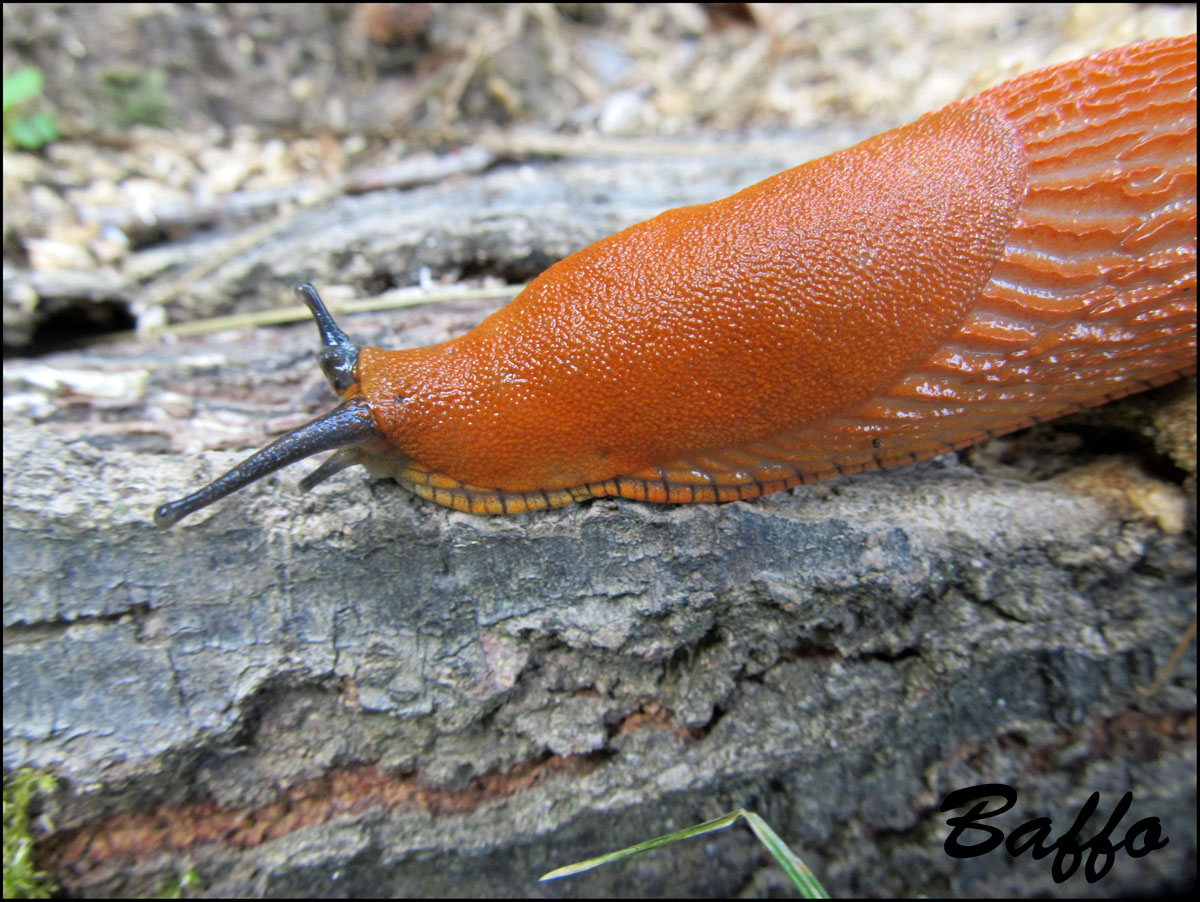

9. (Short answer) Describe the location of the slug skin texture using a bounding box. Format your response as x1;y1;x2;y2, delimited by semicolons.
358;36;1197;513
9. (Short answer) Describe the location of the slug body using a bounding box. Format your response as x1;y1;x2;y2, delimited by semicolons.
156;36;1197;526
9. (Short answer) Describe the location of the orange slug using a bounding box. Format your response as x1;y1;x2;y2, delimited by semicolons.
155;35;1197;527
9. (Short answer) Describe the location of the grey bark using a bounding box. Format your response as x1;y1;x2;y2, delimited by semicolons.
3;158;1196;898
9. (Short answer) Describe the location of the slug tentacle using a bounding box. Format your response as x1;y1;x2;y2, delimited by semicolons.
296;283;360;395
154;397;378;528
299;448;369;492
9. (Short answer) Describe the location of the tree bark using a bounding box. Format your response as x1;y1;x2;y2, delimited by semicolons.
4;155;1196;899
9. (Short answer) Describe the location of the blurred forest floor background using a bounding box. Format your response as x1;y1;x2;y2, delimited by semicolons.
4;3;1195;348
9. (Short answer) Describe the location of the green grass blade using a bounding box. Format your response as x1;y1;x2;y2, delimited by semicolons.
741;811;830;898
539;810;743;881
539;807;828;898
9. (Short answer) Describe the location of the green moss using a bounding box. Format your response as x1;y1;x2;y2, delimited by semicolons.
155;867;203;898
3;768;58;899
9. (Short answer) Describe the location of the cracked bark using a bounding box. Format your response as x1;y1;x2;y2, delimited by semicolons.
3;158;1196;898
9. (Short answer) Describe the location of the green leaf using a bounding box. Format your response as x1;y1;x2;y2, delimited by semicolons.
26;111;58;144
3;67;44;112
9;111;58;149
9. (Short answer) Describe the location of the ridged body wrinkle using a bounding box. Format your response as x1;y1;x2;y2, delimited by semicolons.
679;33;1199;491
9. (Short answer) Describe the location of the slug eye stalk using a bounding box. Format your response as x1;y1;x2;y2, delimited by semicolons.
154;285;378;528
296;283;359;394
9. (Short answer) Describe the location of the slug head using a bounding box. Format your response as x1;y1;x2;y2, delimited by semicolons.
153;285;381;528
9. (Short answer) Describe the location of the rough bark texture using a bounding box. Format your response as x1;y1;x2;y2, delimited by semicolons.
4;160;1197;898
